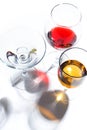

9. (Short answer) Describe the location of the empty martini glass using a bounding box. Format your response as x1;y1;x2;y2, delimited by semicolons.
0;26;49;102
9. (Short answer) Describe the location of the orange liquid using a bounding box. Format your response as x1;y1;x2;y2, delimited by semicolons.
58;60;86;88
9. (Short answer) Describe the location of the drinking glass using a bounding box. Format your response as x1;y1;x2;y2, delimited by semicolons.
45;3;82;49
36;47;87;99
56;47;87;99
58;47;87;88
0;26;48;102
29;90;69;130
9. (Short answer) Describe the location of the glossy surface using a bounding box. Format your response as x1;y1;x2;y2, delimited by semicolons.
48;27;76;48
0;0;87;130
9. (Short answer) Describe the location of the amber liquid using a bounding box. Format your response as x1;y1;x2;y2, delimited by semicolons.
58;60;86;88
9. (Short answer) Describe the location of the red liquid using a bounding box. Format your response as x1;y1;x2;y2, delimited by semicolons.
47;27;77;49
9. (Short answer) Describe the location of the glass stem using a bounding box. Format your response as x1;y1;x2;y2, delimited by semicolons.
11;71;25;86
11;64;55;87
45;64;55;73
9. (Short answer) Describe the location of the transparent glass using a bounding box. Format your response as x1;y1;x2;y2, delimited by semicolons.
57;47;87;99
0;26;48;102
36;47;87;100
0;26;46;70
45;3;82;49
58;47;87;89
29;90;69;130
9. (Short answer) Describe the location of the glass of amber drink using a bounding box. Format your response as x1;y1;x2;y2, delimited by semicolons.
58;47;87;90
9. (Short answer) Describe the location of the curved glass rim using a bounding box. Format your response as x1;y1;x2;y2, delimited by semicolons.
51;3;82;28
0;27;47;71
59;47;87;78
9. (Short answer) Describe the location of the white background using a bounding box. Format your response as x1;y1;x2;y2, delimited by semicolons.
0;0;87;130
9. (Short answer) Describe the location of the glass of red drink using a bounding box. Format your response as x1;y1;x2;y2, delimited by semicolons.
45;3;82;49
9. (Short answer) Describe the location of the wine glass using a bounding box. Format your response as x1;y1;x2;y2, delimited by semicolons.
29;90;69;130
0;26;49;102
58;47;87;98
36;47;87;100
45;2;82;49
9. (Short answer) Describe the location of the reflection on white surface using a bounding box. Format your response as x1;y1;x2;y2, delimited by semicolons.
29;108;59;130
0;0;87;130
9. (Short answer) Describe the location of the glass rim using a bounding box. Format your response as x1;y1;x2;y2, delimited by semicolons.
50;3;82;28
59;47;87;78
0;27;47;70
